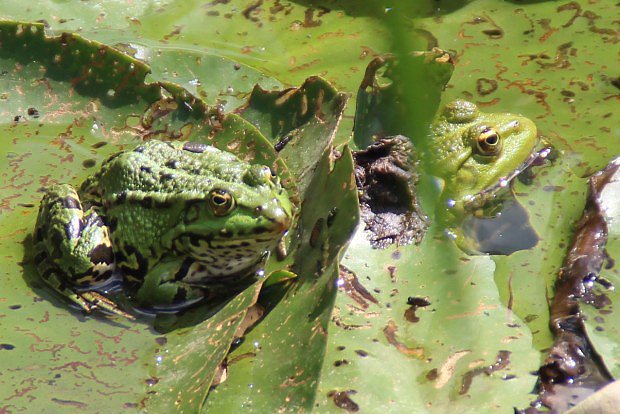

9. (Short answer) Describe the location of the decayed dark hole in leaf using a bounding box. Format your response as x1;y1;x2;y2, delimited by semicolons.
522;158;619;413
353;135;428;248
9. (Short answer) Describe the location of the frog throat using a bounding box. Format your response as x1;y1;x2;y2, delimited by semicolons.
460;145;552;212
175;232;280;277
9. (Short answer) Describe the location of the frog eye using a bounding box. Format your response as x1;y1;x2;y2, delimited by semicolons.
209;189;236;216
475;127;502;156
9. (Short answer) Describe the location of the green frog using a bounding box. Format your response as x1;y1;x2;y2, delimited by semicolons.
426;100;539;251
33;140;293;318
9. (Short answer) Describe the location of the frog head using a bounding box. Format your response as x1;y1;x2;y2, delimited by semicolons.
426;100;538;227
92;140;294;279
173;161;293;277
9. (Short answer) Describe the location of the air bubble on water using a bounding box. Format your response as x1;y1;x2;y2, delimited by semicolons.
155;355;163;365
445;229;457;240
129;43;149;61
189;78;200;87
226;86;234;94
91;121;101;136
336;278;344;287
446;199;456;208
253;341;260;350
499;178;509;188
255;269;265;278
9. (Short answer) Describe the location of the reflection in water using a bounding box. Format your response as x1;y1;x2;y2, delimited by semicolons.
462;198;539;255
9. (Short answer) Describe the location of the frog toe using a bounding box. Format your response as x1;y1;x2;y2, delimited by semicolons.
78;291;135;320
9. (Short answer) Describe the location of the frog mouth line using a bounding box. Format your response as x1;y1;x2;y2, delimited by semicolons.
180;232;281;250
463;145;552;212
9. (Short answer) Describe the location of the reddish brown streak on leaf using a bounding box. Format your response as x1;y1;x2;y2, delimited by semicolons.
383;320;424;359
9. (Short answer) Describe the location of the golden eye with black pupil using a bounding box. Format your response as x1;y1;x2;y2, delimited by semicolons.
209;189;235;216
476;127;502;156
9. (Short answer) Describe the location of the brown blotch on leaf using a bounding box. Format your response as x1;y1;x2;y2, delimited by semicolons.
404;296;431;323
383;320;424;359
327;390;359;412
338;265;378;310
476;78;498;96
460;350;511;395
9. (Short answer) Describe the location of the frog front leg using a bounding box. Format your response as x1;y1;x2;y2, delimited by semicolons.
130;256;211;310
33;184;132;318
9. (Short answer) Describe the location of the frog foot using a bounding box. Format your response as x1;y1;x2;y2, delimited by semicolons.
76;291;135;320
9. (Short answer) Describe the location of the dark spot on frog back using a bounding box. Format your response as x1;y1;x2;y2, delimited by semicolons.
60;196;81;210
115;191;128;204
165;160;180;169
182;142;209;153
160;172;175;181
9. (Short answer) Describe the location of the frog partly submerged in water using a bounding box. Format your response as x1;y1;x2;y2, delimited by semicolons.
426;100;539;252
33;140;293;318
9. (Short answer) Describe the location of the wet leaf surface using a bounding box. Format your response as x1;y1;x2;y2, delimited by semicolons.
145;279;264;412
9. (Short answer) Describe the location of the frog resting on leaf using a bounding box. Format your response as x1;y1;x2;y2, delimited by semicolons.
33;140;293;318
425;100;539;251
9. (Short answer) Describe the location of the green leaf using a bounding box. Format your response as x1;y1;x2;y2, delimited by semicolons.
239;77;348;193
146;278;264;412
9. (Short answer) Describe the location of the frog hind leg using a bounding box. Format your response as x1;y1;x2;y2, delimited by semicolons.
33;184;131;319
131;257;211;310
